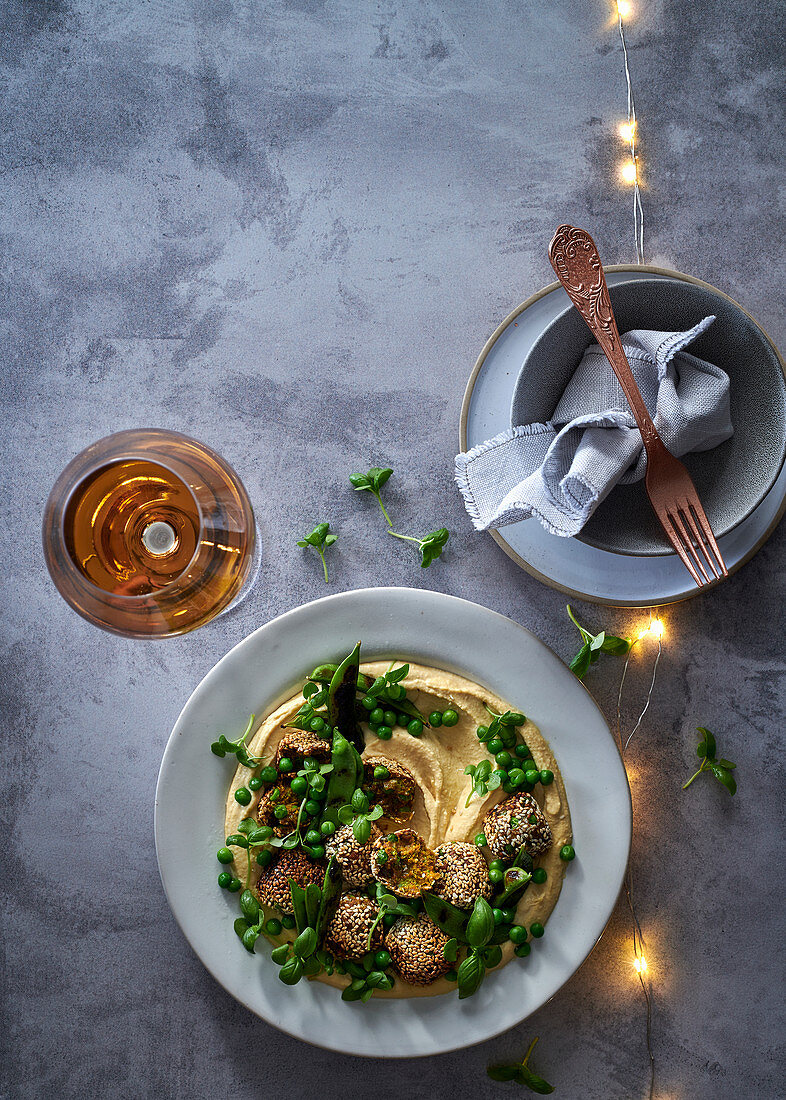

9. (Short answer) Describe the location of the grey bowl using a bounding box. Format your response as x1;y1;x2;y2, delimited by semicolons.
510;275;786;555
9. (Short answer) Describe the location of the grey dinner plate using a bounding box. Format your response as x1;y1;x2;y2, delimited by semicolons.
510;276;786;556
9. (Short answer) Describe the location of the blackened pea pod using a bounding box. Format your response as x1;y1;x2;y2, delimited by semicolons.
327;642;364;752
421;891;471;942
289;880;309;933
304;884;321;929
494;867;532;909
316;857;342;942
309;663;338;682
511;845;534;874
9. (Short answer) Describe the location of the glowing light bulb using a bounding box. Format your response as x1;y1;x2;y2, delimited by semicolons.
620;159;638;184
650;619;664;639
617;0;632;17
633;955;648;973
618;121;636;143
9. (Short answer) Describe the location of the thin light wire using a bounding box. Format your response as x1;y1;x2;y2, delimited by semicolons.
616;628;659;1100
617;10;645;263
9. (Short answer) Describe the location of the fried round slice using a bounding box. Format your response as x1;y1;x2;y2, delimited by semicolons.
362;757;417;823
257;782;300;837
273;729;331;769
325;822;382;889
434;841;493;910
385;913;451;985
482;792;552;861
323;892;384;959
255;850;326;916
370;828;440;898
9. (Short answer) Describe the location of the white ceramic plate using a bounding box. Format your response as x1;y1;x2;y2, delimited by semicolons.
460;266;786;606
155;588;631;1057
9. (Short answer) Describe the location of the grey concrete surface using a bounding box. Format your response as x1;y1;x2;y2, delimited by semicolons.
2;1;784;1097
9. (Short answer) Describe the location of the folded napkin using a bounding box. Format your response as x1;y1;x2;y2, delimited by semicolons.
455;317;732;536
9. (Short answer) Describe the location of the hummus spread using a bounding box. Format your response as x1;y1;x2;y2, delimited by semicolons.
225;661;572;998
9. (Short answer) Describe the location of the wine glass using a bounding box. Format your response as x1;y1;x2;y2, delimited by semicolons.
42;429;258;638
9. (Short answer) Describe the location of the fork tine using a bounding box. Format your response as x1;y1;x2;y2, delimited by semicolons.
661;510;705;587
681;505;721;581
686;498;729;578
670;508;712;583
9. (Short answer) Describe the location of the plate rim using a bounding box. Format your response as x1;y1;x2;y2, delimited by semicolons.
459;264;786;607
154;586;632;1056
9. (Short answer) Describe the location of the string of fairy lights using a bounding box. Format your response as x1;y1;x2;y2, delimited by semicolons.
615;0;646;263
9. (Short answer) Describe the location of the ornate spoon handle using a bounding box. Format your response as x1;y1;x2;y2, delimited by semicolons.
548;224;659;449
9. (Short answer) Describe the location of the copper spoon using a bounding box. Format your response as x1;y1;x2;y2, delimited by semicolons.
548;224;728;586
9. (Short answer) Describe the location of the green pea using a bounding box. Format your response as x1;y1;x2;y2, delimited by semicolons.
445;968;458;981
303;756;318;771
383;912;396;927
374;950;391;969
560;844;576;861
217;847;234;864
309;844;325;859
373;765;390;780
320;820;336;836
514;942;532;958
508;924;527;944
407;719;423;737
502;781;515;794
492;908;504;925
304;800;321;816
515;744;529;758
278;757;294;773
268;788;280;803
489;859;505;872
528;814;539;825
256;849;273;867
376;725;393;740
260;766;277;783
376;850;388;865
249;776;263;791
523;758;537;772
495;750;512;767
265;918;282;936
530;922;545;938
291;776;308;796
383;710;397;727
310;716;326;732
273;805;288;820
476;725;489;741
532;868;547;885
539;769;554;786
501;907;515;923
281;914;296;929
489;868;503;884
501;730;517;748
305;829;322;845
474;832;487;847
442;709;459;727
234;787;251;806
217;872;232;888
487;737;503;754
397;713;409;727
370;707;385;725
361;695;375;711
493;768;508;784
524;769;539;785
387;684;405;701
428;711;443;727
227;878;242;892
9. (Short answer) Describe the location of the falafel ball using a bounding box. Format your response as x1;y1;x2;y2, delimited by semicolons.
323;892;384;959
433;842;493;909
273;729;331;769
257;782;300;837
362;757;417;822
255;849;326;915
385;913;451;985
370;829;440;898
325;822;382;889
482;792;552;861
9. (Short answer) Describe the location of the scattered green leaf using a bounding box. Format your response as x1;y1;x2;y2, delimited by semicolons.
297;522;338;583
566;605;630;680
389;527;450;568
487;1037;554;1094
349;467;394;525
682;726;737;796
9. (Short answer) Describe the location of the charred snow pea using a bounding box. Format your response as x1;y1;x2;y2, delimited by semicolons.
327;642;364;752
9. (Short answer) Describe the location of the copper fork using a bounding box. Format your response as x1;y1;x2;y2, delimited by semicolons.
548;224;728;587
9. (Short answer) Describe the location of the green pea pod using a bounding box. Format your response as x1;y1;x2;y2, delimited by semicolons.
421;892;471;942
309;663;338;682
279;955;304;986
494;868;532;910
325;730;361;808
289;881;309;934
327;642;364;752
294;926;318;958
512;846;535;873
316;859;343;942
457;951;486;999
304;883;322;928
240;890;260;921
465;897;495;948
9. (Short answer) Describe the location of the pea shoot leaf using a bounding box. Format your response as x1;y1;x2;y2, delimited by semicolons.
349;467;394;525
683;726;737;796
388;527;450;568
487;1037;555;1094
297;522;337;583
566;605;630;680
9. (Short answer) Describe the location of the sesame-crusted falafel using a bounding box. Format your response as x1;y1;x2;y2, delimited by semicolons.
257;783;300;837
324;822;381;889
385;913;451;985
273;729;331;769
482;792;552;861
323;892;384;959
434;842;492;909
362;757;418;822
370;829;440;898
255;850;326;915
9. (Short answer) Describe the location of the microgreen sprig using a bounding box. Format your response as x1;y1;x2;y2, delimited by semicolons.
337;799;384;844
365;883;419;950
464;759;503;807
566;604;630;680
682;727;737;796
211;714;260;768
487;1036;555;1094
349;467;394;525
388;527;449;568
297;522;337;583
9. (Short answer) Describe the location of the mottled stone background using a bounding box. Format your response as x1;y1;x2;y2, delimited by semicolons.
2;1;784;1097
